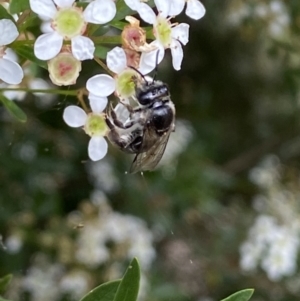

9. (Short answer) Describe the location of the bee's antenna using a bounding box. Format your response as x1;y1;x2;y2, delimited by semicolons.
152;50;160;83
129;66;148;84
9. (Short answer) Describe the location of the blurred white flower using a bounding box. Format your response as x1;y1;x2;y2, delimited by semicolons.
76;203;156;270
22;257;64;301
5;234;23;254
249;155;280;188
88;159;120;192
76;222;110;267
59;270;90;300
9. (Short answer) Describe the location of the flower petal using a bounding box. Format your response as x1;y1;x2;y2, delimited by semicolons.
124;0;141;10
169;0;185;16
154;0;170;17
139;41;164;75
86;74;116;97
34;32;63;60
0;19;19;46
53;0;75;8
0;58;24;85
89;94;108;113
107;47;127;74
71;36;95;61
137;3;156;24
84;0;116;24
3;48;18;62
63;105;87;127
186;0;206;20
170;40;183;70
29;0;57;19
171;23;189;45
88;136;108;161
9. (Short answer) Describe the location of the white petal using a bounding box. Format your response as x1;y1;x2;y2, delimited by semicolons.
171;23;189;45
107;47;127;74
86;74;115;97
71;36;95;61
124;0;141;10
170;40;183;70
168;0;185;16
40;20;54;33
154;0;170;17
53;0;75;8
3;48;18;62
0;19;19;46
186;0;206;20
137;3;156;24
34;32;63;60
29;0;57;19
0;58;24;85
84;0;116;24
88;136;108;161
139;41;164;75
63;105;87;127
89;94;108;113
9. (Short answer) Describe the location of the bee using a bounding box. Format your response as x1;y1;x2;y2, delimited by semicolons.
105;72;175;173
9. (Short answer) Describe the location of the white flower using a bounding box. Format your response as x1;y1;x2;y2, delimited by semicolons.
63;95;108;161
0;19;24;84
169;0;206;20
125;0;189;73
30;0;116;61
106;46;141;99
59;270;90;300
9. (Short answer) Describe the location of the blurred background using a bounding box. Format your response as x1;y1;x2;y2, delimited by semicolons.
2;0;300;300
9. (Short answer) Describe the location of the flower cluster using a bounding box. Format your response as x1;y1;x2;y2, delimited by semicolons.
240;156;300;282
0;0;206;163
4;197;156;301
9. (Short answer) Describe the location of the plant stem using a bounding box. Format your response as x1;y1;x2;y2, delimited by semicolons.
0;88;78;96
93;56;114;76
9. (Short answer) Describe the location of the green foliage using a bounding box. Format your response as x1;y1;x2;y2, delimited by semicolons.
113;258;140;301
14;45;48;69
9;0;30;14
0;275;12;295
221;289;254;301
81;258;140;301
0;94;27;122
0;5;15;22
80;281;121;301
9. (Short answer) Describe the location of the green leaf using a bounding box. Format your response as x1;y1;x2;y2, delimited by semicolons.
80;280;121;301
113;258;140;301
94;46;110;59
0;275;12;295
221;289;254;301
0;297;12;301
0;5;15;22
0;94;27;123
10;0;30;14
14;45;48;70
92;36;121;45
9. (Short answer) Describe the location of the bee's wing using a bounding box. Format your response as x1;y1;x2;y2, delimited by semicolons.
129;129;171;173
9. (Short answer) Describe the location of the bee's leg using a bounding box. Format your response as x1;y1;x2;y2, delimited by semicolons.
105;116;129;149
109;109;135;129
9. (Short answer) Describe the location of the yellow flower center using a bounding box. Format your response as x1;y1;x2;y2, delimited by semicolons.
154;16;172;48
85;114;107;137
53;7;86;39
116;69;137;99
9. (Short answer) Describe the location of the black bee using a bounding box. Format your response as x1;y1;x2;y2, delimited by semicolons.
105;73;175;173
